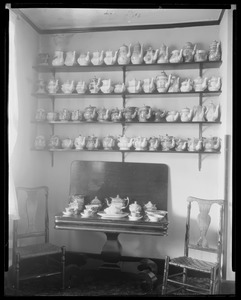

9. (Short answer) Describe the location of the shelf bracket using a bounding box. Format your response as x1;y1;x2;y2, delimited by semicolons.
122;125;127;136
198;153;202;171
51;151;54;167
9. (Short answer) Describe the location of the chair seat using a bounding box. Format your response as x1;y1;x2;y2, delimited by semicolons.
16;243;62;259
169;256;218;272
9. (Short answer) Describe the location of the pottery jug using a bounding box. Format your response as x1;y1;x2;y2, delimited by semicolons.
74;135;86;150
168;75;180;93
114;83;125;93
35;108;46;122
165;110;179;122
104;50;118;65
122;106;137;122
143;47;159;64
137;105;152;122
154;110;167;122
71;110;83;121
127;78;142;93
48;135;61;149
34;135;46;150
89;77;101;94
169;49;183;63
205;102;220;122
193;76;208;92
86;135;100;150
208;40;221;61
131;42;144;64
180;107;193;122
208;76;221;92
192;105;206;122
36;79;46;94
64;51;77;66
182;42;197;62
100;79;114;94
157;44;169;64
187;137;203;152
37;53;49;65
77;52;90;66
111;108;122;122
62;138;74;149
117;135;134;150
194;49;208;62
117;44;132;65
61;80;75;94
84;105;97;121
133;136;148;151
156;71;172;93
175;138;188;152
160;135;176;151
91;50;104;66
202;136;221;152
180;78;193;92
102;135;116;150
149;136;160;151
59;108;71;121
52;50;64;66
47;79;59;94
97;107;110;122
142;78;156;93
106;195;129;210
76;80;87;94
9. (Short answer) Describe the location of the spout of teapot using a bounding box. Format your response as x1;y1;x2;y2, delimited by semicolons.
179;49;183;59
127;44;132;58
123;197;129;208
113;50;118;63
105;198;111;206
154;49;159;60
192;44;197;55
166;74;172;88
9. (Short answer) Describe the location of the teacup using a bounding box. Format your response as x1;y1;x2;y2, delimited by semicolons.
130;212;141;218
104;206;122;215
85;204;99;213
81;209;93;217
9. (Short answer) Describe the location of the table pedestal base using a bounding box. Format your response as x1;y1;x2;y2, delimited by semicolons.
100;232;122;269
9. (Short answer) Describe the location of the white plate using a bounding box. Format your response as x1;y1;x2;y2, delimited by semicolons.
128;215;143;221
62;212;73;216
97;211;129;219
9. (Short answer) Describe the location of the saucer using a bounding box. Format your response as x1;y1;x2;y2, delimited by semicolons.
81;212;92;218
62;211;73;216
97;211;128;219
128;215;143;221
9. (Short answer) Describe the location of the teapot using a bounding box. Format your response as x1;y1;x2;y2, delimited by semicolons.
156;71;172;93
133;136;148;151
77;52;90;66
89;77;101;94
84;105;97;121
208;76;221;91
37;53;49;65
180;78;193;92
166;110;180;122
61;80;75;94
182;42;197;62
86;135;100;150
208;40;221;61
46;111;58;122
187;137;203;152
71;110;83;121
117;44;132;65
48;135;61;149
205;102;220;122
110;108;122;122
122;106;137;122
175;138;188;152
47;78;59;94
192;105;206;122
117;135;134;150
202;136;221;152
34;135;46;150
143;46;159;64
169;49;183;63
149;136;160;151
62;138;74;149
193;76;208;92
129;201;142;214
157;43;169;64
52;50;64;66
144;201;157;211
97;107;110;122
114;83;125;94
194;49;208;62
127;78;142;93
142;78;156;93
106;194;129;210
180;107;193;122
100;79;114;94
36;79;46;94
137;105;152;122
154;109;167;122
104;50;118;65
74;135;86;150
168;75;180;93
160;134;176;151
76;80;87;94
35;108;46;122
91;50;104;66
64;51;77;66
131;42;144;64
102;135;116;150
59;108;71;121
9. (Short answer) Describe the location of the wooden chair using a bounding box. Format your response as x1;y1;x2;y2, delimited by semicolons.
12;186;66;291
162;196;224;295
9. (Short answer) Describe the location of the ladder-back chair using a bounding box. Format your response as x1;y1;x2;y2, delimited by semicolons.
12;186;66;291
162;196;224;295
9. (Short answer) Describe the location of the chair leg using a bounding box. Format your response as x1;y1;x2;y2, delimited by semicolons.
61;246;66;290
15;253;20;291
162;256;170;295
